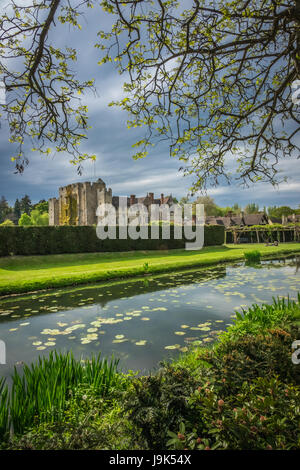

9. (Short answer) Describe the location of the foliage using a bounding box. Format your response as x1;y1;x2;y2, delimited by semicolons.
0;219;14;226
98;0;300;190
0;196;11;224
244;203;260;215
194;196;220;216
0;351;120;441
122;365;198;450
0;224;225;257
2;293;300;450
5;380;142;450
13;199;21;223
244;249;261;263
18;211;48;226
168;376;300;450
219;293;300;342
268;206;295;219
0;0;96;173
19;195;32;216
122;294;300;450
1;1;299;188
17;200;48;226
18;213;32;226
34;201;49;213
30;209;49;226
210;327;300;391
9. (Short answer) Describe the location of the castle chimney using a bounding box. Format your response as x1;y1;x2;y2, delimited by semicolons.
149;192;154;203
160;193;164;204
130;195;136;206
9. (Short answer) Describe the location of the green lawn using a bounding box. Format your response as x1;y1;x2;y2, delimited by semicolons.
0;243;300;296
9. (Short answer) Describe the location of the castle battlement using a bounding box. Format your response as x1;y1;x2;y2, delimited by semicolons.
49;178;173;226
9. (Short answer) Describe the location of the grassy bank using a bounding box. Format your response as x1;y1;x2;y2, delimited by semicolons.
0;243;300;296
1;294;300;450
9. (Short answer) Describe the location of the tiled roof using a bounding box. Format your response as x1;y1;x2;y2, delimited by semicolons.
243;214;268;225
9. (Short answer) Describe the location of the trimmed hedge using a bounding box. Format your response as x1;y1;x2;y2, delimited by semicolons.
0;225;224;257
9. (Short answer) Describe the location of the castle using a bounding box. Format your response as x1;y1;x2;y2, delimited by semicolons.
48;178;174;226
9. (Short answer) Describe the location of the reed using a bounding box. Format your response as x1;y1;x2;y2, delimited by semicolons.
244;250;261;263
0;351;119;439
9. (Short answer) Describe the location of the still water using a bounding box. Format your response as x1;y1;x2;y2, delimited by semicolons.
0;256;299;378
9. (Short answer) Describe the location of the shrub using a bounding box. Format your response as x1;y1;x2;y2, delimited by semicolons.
18;213;32;226
0;224;224;256
168;376;300;450
122;365;198;449
208;327;300;392
0;219;14;226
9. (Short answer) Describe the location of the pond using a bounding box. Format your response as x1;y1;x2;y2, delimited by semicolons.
0;255;300;378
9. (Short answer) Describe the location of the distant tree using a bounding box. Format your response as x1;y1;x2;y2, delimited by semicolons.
13;198;21;223
18;213;32;226
20;195;32;215
194;195;220;216
244;203;259;214
0;196;10;224
232;203;241;215
34;200;49;213
178;196;190;207
268;206;295;218
213;207;226;217
0;219;14;226
30;209;49;226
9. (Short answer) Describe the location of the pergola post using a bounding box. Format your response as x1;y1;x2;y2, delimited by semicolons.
233;230;237;244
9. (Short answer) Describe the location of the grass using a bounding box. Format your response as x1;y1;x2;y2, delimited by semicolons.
218;293;300;343
0;242;300;296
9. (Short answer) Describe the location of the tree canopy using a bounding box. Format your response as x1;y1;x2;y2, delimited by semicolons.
0;0;95;173
0;0;299;190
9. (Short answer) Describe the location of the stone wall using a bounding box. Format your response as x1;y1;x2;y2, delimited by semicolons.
49;178;172;226
49;198;59;226
49;178;113;226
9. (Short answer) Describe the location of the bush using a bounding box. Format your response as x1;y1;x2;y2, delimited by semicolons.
0;224;224;256
18;213;32;226
208;327;300;392
168;376;300;450
122;365;198;450
0;219;14;226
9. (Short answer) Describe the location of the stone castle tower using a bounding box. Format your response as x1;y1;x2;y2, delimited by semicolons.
49;178;112;226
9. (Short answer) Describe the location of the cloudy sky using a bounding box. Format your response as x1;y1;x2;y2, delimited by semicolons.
0;1;299;209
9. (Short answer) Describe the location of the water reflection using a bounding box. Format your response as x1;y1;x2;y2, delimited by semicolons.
0;257;299;377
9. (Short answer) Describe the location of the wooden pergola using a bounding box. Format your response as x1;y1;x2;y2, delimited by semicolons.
225;225;300;244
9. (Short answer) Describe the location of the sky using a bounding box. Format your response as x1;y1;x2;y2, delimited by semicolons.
0;1;299;210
